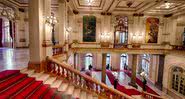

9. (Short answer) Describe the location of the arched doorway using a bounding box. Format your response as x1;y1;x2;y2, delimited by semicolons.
106;53;111;70
85;53;93;70
171;66;185;96
120;54;128;70
141;54;150;76
0;17;14;48
0;4;16;48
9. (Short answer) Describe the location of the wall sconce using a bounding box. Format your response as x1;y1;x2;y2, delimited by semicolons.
65;27;72;42
100;32;110;47
100;32;110;43
45;16;57;25
45;15;58;45
131;33;143;47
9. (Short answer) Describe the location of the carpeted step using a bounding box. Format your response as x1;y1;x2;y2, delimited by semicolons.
0;77;35;98
28;84;50;99
0;70;20;81
42;88;57;99
12;81;43;98
0;74;27;91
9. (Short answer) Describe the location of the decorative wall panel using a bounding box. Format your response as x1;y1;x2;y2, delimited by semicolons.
83;16;96;42
145;18;159;43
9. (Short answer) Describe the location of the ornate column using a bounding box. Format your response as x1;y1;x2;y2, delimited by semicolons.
129;54;138;88
28;0;52;72
58;0;66;45
102;53;107;84
43;0;52;57
111;53;121;70
156;55;165;90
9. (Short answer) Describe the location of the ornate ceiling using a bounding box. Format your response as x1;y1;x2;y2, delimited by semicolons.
71;0;185;15
4;0;185;15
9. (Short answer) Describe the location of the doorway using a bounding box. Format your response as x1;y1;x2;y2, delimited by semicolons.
0;17;14;48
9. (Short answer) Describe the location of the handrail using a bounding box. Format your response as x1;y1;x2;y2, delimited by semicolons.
52;44;65;56
142;91;164;99
46;56;133;99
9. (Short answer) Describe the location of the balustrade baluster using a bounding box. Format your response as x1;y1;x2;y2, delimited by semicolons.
75;74;77;84
53;64;56;74
79;76;82;87
95;84;99;94
47;62;51;72
57;65;60;76
61;68;64;77
66;70;69;80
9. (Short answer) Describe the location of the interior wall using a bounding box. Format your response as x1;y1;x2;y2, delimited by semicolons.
15;9;29;48
163;53;185;98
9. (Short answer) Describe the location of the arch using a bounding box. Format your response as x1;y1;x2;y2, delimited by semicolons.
169;66;185;96
120;54;128;70
85;53;93;70
141;54;150;75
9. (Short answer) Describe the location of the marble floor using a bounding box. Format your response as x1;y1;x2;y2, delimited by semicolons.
0;48;29;72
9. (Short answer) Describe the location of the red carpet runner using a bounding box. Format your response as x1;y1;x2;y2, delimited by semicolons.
0;70;71;98
106;70;141;96
124;70;159;95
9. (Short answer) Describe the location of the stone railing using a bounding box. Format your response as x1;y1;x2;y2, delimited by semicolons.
46;57;164;99
142;91;164;99
52;44;65;56
46;57;133;99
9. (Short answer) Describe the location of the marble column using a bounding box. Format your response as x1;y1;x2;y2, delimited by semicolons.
28;0;52;72
129;54;138;88
102;53;107;84
111;53;121;70
58;0;66;45
156;55;165;90
43;0;52;57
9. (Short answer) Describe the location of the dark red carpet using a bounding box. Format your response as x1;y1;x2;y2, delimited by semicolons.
0;70;62;98
106;70;141;96
0;70;19;80
124;70;159;95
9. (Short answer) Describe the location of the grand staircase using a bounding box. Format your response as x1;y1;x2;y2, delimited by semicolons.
0;55;164;99
0;69;99;99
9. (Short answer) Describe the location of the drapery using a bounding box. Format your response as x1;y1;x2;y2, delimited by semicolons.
0;18;2;47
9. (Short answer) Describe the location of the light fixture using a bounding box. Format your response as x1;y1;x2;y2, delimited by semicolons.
45;14;58;45
101;32;110;43
164;0;173;9
88;0;93;5
165;2;170;9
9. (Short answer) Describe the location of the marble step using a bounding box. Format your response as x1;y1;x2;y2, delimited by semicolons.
72;88;81;98
80;91;87;99
64;85;75;95
58;82;69;92
44;76;57;85
87;93;93;99
21;69;35;76
51;79;63;88
36;73;50;82
30;72;44;79
62;85;75;99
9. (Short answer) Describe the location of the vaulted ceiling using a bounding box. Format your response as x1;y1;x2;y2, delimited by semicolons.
5;0;185;15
